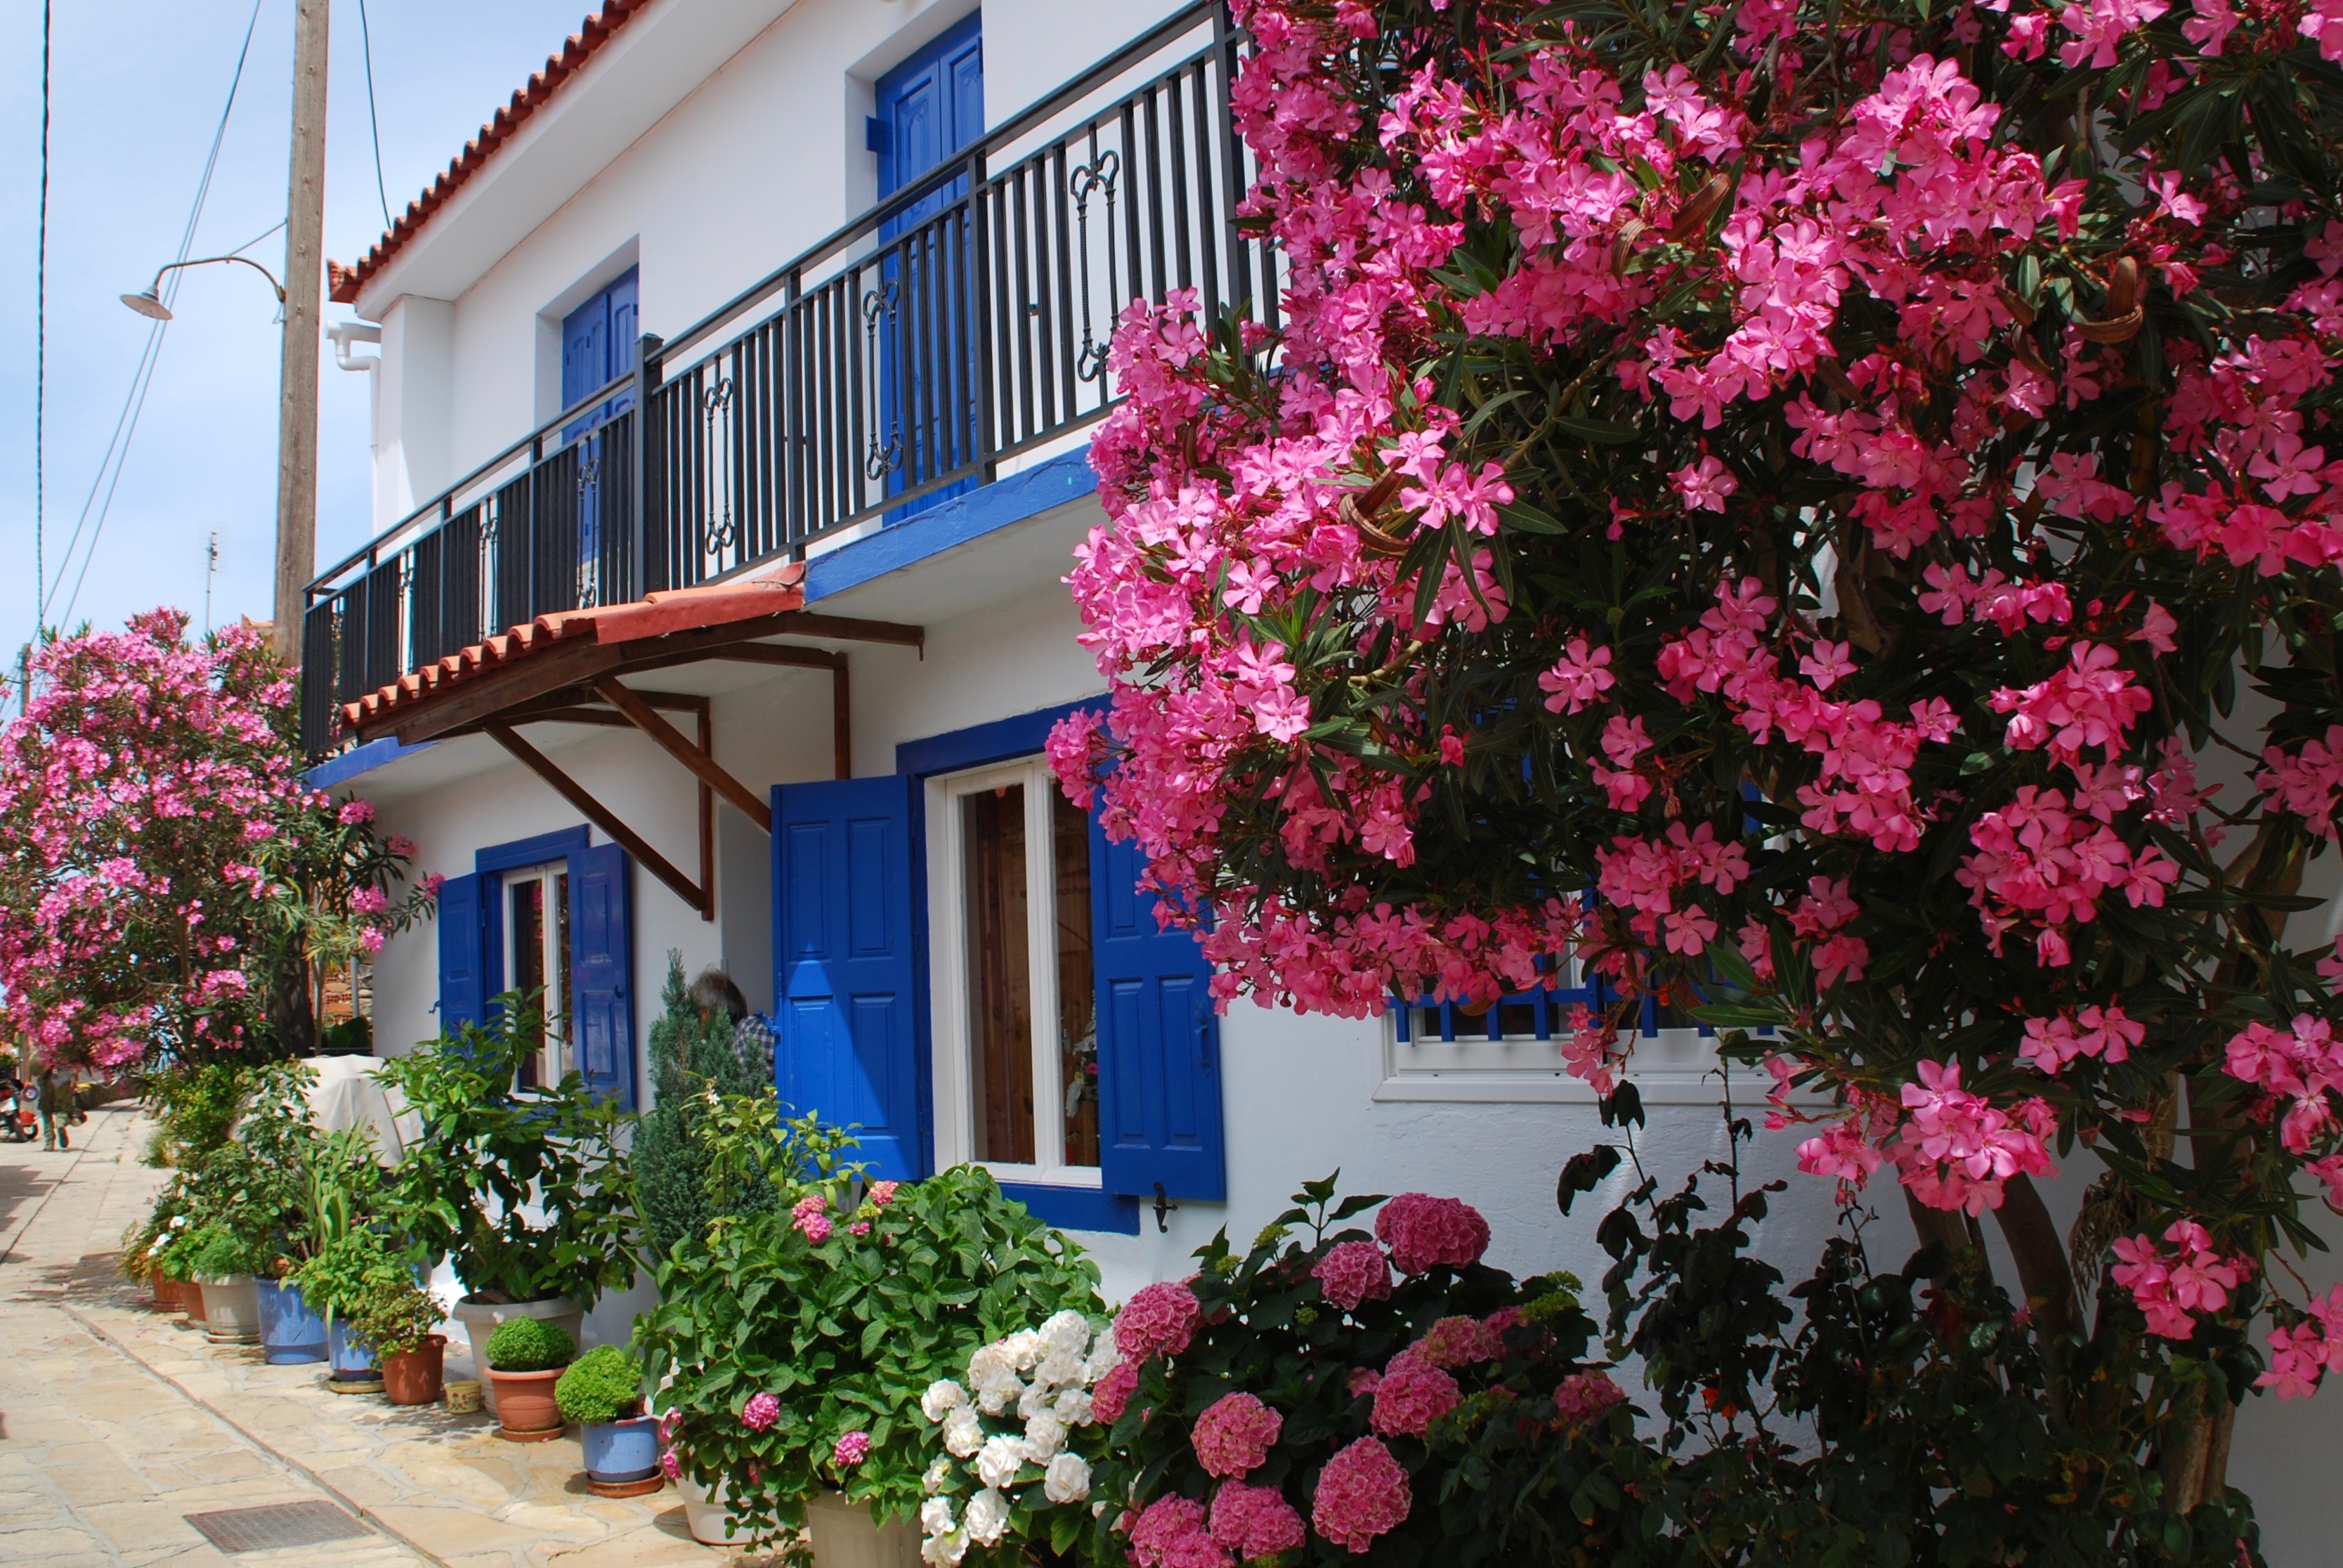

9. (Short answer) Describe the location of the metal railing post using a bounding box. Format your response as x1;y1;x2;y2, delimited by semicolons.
632;332;665;597
970;147;997;484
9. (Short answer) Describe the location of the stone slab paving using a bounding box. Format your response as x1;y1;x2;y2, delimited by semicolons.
4;1104;774;1568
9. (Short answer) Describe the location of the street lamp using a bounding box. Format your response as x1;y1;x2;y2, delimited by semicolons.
119;254;287;322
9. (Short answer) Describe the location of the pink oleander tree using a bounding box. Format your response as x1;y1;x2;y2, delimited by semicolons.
0;610;436;1070
1052;0;2343;1508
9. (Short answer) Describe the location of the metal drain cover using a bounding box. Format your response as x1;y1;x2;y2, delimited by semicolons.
183;1502;369;1553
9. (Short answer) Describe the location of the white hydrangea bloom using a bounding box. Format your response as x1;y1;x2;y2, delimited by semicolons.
974;1433;1030;1490
965;1489;1011;1546
1034;1352;1086;1390
975;1374;1020;1416
942;1408;984;1458
1000;1329;1045;1371
922;1457;954;1493
921;1380;969;1423
1082;1326;1119;1383
1040;1310;1091;1357
1018;1380;1055;1421
920;1498;956;1536
1022;1410;1067;1461
920;1528;971;1567
1053;1385;1095;1425
1044;1451;1092;1506
967;1344;1014;1389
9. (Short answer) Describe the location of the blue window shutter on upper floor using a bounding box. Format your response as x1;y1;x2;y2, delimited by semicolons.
568;842;637;1109
1090;818;1226;1203
774;775;929;1181
436;873;486;1035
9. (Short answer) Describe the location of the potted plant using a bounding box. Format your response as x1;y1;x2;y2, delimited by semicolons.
637;1107;1104;1553
291;1229;405;1390
354;1269;448;1407
559;1345;659;1494
178;1224;267;1345
259;1126;379;1366
482;1316;573;1440
374;999;635;1418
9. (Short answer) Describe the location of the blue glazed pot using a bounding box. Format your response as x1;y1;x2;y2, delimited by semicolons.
254;1279;327;1365
327;1319;378;1380
581;1413;659;1482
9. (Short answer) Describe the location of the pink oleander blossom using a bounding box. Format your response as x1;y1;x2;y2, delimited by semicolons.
1192;1392;1283;1478
2111;1219;2248;1340
1312;1437;1411;1553
1373;1193;1489;1274
1312;1241;1393;1311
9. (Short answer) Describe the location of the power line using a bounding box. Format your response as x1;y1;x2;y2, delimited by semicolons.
46;0;267;631
358;0;392;230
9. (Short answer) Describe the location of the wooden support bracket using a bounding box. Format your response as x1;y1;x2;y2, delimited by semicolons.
593;677;774;833
488;724;708;915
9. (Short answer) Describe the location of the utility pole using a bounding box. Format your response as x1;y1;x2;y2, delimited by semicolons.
204;533;220;634
272;0;329;667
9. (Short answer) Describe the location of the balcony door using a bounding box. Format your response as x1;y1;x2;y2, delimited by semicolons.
873;15;982;520
558;268;639;606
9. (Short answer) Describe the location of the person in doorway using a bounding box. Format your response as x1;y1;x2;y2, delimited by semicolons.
34;1058;76;1152
691;967;776;1082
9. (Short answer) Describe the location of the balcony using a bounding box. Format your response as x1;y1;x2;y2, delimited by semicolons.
301;0;1266;759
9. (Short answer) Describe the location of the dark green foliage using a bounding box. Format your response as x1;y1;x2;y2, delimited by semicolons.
634;953;774;1260
556;1345;644;1425
484;1315;573;1372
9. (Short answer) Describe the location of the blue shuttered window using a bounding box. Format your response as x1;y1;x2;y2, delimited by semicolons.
436;873;486;1033
773;775;931;1182
1089;818;1226;1203
568;842;636;1109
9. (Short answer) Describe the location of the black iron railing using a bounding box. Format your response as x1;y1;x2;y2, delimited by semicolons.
301;1;1265;759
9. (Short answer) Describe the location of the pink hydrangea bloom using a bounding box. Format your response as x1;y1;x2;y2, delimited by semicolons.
660;1449;681;1480
833;1430;870;1467
1369;1350;1459;1439
1093;1358;1140;1423
1413;1315;1499;1368
1130;1496;1229;1568
1312;1241;1392;1311
1192;1392;1283;1478
1553;1371;1626;1427
1373;1193;1489;1275
792;1194;833;1243
868;1180;901;1206
1346;1367;1382;1399
1210;1481;1306;1558
1312;1437;1411;1553
741;1392;781;1432
1117;1279;1203;1362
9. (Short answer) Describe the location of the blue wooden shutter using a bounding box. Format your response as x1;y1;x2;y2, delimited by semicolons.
436;873;486;1035
774;776;929;1181
568;842;637;1109
1090;821;1226;1202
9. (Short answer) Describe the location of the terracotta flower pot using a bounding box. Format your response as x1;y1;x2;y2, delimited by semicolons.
381;1335;448;1406
485;1365;566;1439
450;1295;581;1419
151;1275;184;1312
180;1279;207;1324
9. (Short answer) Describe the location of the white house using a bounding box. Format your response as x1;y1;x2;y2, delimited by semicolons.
307;2;2340;1553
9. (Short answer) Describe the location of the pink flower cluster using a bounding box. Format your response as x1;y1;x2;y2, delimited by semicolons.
1310;1437;1411;1554
1312;1241;1392;1311
791;1194;832;1243
2222;1015;2343;1153
1956;784;2177;967
1552;1371;1626;1427
1092;1357;1141;1424
833;1430;870;1467
1373;1193;1490;1275
1412;1315;1499;1369
2109;1219;2247;1340
740;1391;781;1432
1130;1496;1227;1568
1117;1280;1203;1363
1889;1061;2058;1215
1192;1392;1282;1478
2017;1004;2143;1072
1208;1482;1306;1558
1369;1350;1459;1439
2259;1287;2343;1399
2257;726;2343;839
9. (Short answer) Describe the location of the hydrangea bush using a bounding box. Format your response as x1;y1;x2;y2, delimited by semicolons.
1052;0;2343;1509
0;611;434;1067
637;1156;1104;1541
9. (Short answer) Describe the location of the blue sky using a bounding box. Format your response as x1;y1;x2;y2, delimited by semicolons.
0;0;597;668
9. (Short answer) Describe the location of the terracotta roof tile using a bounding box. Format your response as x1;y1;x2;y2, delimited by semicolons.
328;1;660;306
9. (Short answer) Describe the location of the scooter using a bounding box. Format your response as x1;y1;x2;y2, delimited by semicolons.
0;1083;35;1142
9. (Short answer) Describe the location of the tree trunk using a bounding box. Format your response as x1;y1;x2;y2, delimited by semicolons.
1904;1188;1974;1274
1992;1172;2081;1414
262;953;318;1060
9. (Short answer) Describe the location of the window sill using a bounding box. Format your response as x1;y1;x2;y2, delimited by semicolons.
998;1182;1140;1235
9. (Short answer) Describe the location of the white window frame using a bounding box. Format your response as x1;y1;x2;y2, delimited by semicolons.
499;860;570;1089
924;757;1103;1189
1376;981;1743;1105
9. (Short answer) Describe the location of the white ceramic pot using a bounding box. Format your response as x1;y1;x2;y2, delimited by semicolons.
677;1472;743;1546
450;1295;582;1418
197;1274;262;1345
807;1491;920;1568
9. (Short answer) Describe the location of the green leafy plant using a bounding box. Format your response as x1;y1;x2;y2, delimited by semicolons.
636;955;776;1262
138;1060;251;1168
349;1269;443;1360
484;1315;573;1372
556;1345;644;1426
176;1222;269;1281
374;995;637;1308
292;1229;408;1330
639;1153;1103;1541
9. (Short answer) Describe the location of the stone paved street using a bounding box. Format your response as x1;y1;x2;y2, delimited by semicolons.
1;1104;766;1567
